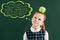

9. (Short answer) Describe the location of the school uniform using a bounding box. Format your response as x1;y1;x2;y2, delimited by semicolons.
23;26;49;40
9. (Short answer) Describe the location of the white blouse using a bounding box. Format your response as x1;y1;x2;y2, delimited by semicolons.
23;27;49;40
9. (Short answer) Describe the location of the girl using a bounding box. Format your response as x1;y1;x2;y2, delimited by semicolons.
23;7;49;40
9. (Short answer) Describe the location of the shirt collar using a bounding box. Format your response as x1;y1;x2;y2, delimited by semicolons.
30;26;41;32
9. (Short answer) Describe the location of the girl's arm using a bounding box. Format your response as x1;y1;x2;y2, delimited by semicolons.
45;31;49;40
23;32;28;40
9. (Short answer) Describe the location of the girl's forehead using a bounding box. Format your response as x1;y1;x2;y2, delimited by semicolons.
33;13;44;18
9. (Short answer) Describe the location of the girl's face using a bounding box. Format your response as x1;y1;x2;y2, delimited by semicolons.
32;12;45;28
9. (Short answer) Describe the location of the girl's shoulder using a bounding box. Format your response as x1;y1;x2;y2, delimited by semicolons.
45;30;49;34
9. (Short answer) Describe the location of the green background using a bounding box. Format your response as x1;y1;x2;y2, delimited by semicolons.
0;0;60;40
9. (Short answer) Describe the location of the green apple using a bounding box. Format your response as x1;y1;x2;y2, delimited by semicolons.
39;6;46;13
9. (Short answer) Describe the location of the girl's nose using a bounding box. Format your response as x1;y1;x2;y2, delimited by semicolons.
35;19;38;22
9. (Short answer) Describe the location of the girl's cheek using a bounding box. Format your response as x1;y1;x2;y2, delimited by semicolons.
32;18;35;22
39;21;43;24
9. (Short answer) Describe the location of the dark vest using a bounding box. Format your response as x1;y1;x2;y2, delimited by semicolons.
26;29;45;40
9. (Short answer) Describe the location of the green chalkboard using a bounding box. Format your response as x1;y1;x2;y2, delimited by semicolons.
0;0;60;40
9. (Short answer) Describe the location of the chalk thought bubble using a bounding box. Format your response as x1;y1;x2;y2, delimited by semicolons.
1;1;33;18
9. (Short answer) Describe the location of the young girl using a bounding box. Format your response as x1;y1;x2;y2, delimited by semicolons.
23;7;49;40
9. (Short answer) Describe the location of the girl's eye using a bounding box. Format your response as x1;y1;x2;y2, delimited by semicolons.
39;19;41;20
34;17;37;19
